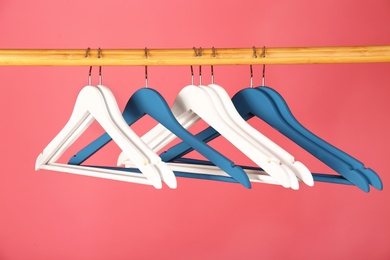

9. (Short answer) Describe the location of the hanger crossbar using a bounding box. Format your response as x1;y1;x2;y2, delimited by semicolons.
0;46;389;66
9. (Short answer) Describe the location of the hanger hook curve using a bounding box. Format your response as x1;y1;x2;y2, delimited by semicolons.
250;64;253;88
211;47;216;84
85;47;90;58
262;46;266;86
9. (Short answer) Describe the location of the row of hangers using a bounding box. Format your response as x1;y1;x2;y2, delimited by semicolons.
35;47;383;192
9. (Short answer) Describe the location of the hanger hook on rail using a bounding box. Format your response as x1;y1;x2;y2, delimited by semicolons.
85;47;90;58
190;65;194;85
253;46;258;59
261;46;266;86
86;47;92;85
250;64;254;88
198;47;203;85
98;48;102;85
211;47;216;84
145;47;149;88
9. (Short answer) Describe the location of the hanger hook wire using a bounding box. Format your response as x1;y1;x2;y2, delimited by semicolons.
250;64;253;88
85;47;90;58
88;66;92;85
145;47;148;59
200;47;203;84
145;65;148;88
211;47;216;84
99;66;102;85
96;48;102;85
190;65;194;85
262;46;266;86
193;47;198;57
198;47;203;85
86;47;92;85
145;47;148;88
253;46;258;58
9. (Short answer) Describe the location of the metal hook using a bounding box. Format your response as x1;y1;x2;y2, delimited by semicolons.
250;65;253;88
199;65;202;85
145;47;148;59
145;66;148;88
99;66;102;85
211;47;216;84
190;66;194;85
262;46;266;86
85;47;90;58
88;66;92;85
98;48;101;59
197;47;202;84
211;65;214;84
193;47;198;57
253;46;258;58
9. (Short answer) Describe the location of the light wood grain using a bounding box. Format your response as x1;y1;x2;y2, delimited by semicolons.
0;46;389;66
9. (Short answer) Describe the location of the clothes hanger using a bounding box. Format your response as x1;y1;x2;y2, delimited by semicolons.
251;49;381;190
200;61;313;187
118;54;293;188
257;86;382;190
162;53;377;191
69;61;251;188
194;62;299;189
36;65;175;189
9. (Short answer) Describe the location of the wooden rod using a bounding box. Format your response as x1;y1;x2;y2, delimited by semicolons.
0;46;389;66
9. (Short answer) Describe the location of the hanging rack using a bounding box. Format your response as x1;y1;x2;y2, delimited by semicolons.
0;46;390;66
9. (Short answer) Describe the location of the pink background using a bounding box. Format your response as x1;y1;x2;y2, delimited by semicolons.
1;0;390;259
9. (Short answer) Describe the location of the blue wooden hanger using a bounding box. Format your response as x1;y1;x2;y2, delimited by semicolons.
68;87;251;188
257;86;382;190
161;87;381;192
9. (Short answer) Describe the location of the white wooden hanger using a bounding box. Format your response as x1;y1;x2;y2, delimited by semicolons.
198;84;298;189
203;84;314;187
36;85;177;189
118;84;293;188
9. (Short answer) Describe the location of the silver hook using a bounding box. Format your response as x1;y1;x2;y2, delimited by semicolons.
193;47;198;57
211;47;216;84
145;47;149;88
88;66;92;85
250;65;253;88
86;47;92;85
99;66;102;85
85;47;90;58
199;47;202;84
211;65;214;84
145;47;148;59
253;46;258;58
261;46;266;86
199;65;202;85
96;48;102;85
190;66;194;85
145;66;148;88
